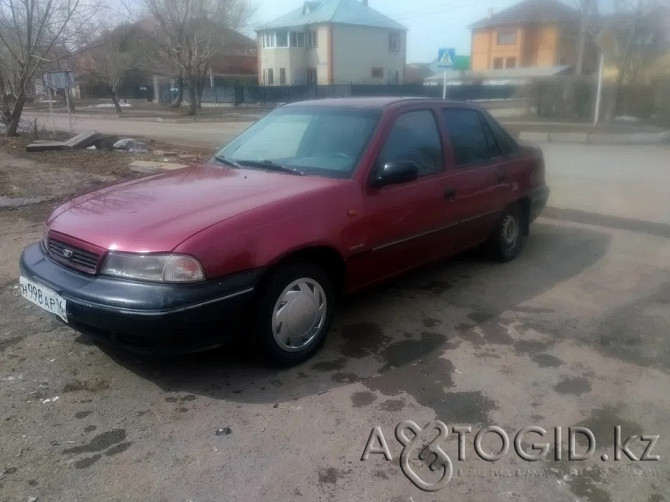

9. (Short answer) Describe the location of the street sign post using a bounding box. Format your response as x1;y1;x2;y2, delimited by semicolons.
438;48;456;99
593;29;617;126
43;71;76;133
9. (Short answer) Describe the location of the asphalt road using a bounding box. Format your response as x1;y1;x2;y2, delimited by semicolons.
1;142;669;501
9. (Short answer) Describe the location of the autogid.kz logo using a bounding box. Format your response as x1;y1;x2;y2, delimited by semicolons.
361;420;661;492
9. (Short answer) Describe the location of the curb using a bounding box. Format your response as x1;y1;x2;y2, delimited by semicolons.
519;130;670;145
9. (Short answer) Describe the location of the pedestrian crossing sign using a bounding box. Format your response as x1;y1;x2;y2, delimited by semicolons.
438;48;456;68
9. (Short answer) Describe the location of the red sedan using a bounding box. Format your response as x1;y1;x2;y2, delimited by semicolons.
20;98;549;365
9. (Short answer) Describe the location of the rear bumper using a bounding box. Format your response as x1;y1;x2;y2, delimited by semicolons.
528;185;550;223
20;243;263;354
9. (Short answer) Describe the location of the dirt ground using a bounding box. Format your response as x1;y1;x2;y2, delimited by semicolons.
0;142;669;501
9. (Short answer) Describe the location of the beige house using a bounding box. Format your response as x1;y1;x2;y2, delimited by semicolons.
256;0;407;86
469;0;585;72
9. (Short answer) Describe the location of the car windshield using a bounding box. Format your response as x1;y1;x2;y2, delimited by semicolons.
215;106;381;179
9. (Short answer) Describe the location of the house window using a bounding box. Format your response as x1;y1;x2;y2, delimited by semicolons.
276;30;288;48
389;32;400;52
497;30;517;45
280;68;286;85
371;67;384;79
493;57;503;69
307;68;317;85
306;29;318;48
263;32;275;48
290;31;305;47
505;57;516;68
267;68;274;85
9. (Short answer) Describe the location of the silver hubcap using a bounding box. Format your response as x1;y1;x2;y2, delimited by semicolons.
501;214;518;246
272;278;327;352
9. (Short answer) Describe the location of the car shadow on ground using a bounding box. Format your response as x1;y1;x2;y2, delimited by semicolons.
97;221;611;415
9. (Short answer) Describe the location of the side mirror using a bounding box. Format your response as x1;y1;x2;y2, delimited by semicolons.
370;161;419;188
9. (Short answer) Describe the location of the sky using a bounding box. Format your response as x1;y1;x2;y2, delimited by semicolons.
243;0;526;63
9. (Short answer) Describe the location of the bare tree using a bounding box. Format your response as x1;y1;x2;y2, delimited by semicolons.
604;0;670;120
78;24;140;113
144;0;252;115
0;0;100;135
575;0;599;75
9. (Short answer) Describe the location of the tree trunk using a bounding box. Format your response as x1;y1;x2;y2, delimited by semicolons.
1;98;11;126
110;87;123;113
66;88;76;112
576;0;592;76
187;83;197;115
171;78;184;108
6;91;27;136
196;81;202;110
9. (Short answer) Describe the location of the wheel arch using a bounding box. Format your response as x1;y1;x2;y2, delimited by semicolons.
260;246;347;297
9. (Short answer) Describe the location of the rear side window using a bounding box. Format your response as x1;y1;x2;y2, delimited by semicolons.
442;109;491;167
480;118;502;158
484;114;518;156
377;110;443;177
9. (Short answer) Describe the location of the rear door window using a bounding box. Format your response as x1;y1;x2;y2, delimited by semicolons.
442;109;491;167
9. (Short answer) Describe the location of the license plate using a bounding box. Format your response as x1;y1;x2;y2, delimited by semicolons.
19;276;68;322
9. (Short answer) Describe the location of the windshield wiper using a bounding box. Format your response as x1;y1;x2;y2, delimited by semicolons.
239;160;305;176
213;155;243;169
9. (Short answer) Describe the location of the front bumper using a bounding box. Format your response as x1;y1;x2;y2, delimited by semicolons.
20;243;262;354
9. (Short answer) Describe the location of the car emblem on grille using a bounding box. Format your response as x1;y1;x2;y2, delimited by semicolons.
62;248;74;258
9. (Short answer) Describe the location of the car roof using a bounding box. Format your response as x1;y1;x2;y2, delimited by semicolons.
283;97;480;110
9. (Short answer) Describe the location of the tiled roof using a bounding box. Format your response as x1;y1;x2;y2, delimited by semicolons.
258;0;406;31
470;0;579;29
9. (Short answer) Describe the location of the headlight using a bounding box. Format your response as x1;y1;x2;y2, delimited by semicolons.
101;253;205;283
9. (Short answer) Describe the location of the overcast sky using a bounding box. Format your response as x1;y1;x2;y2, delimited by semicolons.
244;0;527;63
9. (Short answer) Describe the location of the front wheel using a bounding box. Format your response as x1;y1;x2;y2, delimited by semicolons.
253;262;334;366
488;203;525;262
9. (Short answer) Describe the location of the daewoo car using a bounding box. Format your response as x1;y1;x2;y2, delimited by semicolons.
20;97;549;365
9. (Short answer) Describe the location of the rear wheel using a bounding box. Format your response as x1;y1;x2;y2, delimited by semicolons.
488;203;525;262
253;262;334;366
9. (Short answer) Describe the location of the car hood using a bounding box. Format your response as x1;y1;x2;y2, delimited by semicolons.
48;165;344;252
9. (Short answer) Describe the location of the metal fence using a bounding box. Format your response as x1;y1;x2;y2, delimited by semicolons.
158;82;517;106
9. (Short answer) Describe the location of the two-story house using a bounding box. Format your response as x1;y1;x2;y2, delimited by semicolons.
470;0;585;72
256;0;407;86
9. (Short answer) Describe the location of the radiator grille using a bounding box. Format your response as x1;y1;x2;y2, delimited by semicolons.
48;238;100;274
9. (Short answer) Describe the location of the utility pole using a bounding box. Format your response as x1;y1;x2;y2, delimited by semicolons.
593;53;604;125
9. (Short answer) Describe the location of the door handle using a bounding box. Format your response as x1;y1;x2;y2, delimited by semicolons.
444;188;456;200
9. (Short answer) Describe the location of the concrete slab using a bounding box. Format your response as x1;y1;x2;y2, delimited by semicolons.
549;132;589;143
63;130;101;149
25;141;66;152
26;130;101;152
518;131;549;143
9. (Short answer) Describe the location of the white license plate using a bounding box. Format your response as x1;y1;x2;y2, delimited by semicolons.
19;276;68;322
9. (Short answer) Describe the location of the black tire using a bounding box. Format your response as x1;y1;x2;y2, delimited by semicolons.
252;262;334;366
488;203;525;262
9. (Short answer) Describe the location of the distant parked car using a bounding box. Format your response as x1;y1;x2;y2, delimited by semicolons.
19;98;549;365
